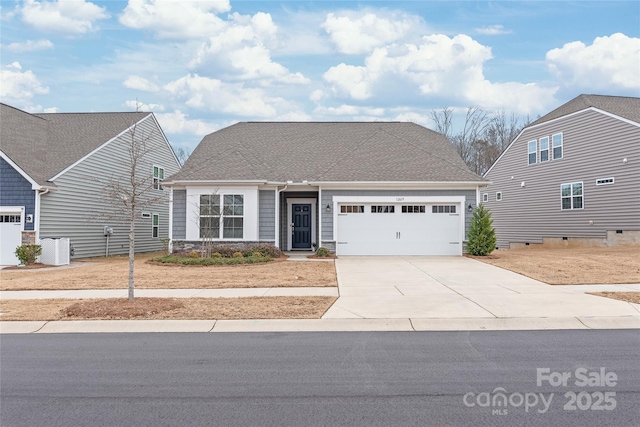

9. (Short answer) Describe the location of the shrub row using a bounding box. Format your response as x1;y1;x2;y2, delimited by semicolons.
188;243;282;259
152;255;274;266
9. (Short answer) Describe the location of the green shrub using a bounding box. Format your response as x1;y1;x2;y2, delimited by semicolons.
252;252;263;258
15;244;42;265
467;204;497;256
151;255;272;266
232;251;244;258
211;252;222;258
315;247;331;257
188;251;200;259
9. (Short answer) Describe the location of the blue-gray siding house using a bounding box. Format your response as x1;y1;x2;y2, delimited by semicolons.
165;122;488;256
0;103;181;263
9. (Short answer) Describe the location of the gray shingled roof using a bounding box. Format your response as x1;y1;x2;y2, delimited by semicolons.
0;103;149;186
530;94;640;126
169;122;485;183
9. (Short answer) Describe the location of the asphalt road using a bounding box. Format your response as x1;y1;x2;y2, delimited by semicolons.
1;330;639;427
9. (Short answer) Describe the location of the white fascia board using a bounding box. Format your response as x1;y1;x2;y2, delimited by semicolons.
0;151;42;190
314;181;488;190
164;180;269;187
49;114;153;182
484;106;640;177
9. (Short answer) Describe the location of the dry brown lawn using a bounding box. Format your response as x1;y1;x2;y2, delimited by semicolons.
588;292;640;305
470;245;639;285
0;296;337;321
0;252;337;291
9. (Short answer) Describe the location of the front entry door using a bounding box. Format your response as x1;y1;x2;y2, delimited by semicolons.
292;204;312;249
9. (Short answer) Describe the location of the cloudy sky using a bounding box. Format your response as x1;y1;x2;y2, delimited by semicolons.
1;0;639;152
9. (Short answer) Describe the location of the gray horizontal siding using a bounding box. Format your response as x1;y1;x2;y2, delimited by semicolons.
172;189;186;239
259;190;275;240
39;115;180;258
485;109;640;248
0;157;36;231
321;189;477;242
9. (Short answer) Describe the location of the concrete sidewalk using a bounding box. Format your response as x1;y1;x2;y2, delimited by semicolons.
1;256;639;333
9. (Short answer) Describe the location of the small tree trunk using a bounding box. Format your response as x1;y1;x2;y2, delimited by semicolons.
128;211;135;301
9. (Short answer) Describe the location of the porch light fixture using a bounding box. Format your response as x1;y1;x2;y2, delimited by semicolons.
467;203;473;212
326;204;331;212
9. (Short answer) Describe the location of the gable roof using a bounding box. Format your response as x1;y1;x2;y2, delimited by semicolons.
0;103;149;186
530;94;640;126
168;122;485;183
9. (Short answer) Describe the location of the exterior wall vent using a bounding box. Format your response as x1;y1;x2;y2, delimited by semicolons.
616;230;623;234
596;177;615;185
562;237;568;240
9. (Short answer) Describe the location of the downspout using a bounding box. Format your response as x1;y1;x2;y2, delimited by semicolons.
275;184;288;250
35;187;50;242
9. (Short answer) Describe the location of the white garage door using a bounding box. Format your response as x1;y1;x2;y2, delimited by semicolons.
0;214;23;265
336;203;462;256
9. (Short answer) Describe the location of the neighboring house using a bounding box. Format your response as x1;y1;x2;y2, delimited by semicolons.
483;94;640;249
165;122;487;256
0;103;181;264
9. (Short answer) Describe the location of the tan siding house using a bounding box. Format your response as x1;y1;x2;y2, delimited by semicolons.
484;94;640;249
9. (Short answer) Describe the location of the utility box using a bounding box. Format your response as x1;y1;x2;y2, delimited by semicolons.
40;238;71;266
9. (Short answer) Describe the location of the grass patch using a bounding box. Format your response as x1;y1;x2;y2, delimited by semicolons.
150;255;273;266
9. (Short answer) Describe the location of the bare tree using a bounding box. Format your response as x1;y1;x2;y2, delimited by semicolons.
173;146;191;166
99;121;168;301
431;107;528;176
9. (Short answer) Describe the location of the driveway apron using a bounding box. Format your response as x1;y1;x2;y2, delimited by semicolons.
322;256;640;320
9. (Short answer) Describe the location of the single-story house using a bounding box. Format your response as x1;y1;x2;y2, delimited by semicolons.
165;122;488;256
483;94;640;249
0;103;181;263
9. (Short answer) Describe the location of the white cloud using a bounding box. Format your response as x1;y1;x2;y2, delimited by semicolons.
123;75;159;92
119;0;230;39
164;73;300;118
2;39;53;52
43;106;58;113
322;11;422;55
546;33;640;91
0;62;49;106
323;34;558;114
155;110;219;135
189;12;308;85
314;104;385;117
123;99;164;111
19;0;109;35
475;25;511;36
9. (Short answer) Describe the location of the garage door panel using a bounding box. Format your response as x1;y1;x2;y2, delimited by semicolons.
1;222;22;265
336;204;461;256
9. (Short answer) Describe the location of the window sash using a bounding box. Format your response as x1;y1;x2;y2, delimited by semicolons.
199;194;243;239
528;140;537;165
561;182;583;210
539;137;549;162
152;214;159;238
552;133;563;159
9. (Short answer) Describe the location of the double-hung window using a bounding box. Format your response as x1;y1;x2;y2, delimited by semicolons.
539;137;549;162
152;214;159;238
153;166;164;190
222;195;244;238
561;182;583;210
552;133;563;159
528;141;537;164
199;195;220;238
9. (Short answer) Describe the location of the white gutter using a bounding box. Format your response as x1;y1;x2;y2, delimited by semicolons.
34;187;50;242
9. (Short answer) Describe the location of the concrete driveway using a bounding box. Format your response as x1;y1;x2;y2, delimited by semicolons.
322;256;640;324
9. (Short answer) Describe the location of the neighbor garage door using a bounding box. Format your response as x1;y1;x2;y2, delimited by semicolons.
0;213;23;265
336;203;462;256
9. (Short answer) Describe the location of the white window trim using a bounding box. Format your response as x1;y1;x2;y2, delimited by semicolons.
152;213;159;238
482;193;488;203
596;177;615;186
186;187;258;242
222;194;245;239
539;136;550;162
496;192;502;201
528;140;537;165
560;182;584;210
153;165;165;190
552;133;563;160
